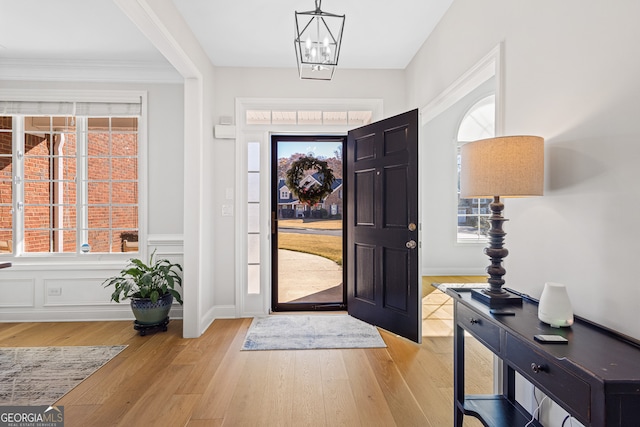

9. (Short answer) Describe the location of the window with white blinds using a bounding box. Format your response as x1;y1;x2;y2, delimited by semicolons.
0;91;144;255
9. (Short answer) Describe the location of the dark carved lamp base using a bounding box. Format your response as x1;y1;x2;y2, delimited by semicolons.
471;288;522;307
473;196;522;308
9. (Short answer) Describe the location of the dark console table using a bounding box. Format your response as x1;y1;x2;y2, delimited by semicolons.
445;286;640;427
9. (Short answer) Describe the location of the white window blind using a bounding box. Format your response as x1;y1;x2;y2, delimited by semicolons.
0;100;142;116
0;101;75;115
75;102;141;116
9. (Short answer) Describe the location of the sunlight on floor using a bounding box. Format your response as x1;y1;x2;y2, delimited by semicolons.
422;289;455;338
422;276;486;338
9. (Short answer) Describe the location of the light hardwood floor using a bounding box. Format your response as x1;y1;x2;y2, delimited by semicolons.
0;277;492;426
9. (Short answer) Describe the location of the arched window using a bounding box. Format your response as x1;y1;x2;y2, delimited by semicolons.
457;95;495;242
457;95;495;142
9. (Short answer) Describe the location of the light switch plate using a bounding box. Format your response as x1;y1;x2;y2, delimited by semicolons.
222;204;234;216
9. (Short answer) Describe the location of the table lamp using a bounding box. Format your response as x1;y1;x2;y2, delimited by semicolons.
460;135;544;307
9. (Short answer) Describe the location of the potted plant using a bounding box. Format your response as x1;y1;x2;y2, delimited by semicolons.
103;250;183;333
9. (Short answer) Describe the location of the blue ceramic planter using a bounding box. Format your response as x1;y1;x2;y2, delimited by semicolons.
130;293;173;325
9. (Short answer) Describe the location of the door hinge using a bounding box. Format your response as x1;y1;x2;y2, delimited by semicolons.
271;212;277;234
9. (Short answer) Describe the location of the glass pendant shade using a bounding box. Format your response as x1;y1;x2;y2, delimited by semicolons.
294;0;345;80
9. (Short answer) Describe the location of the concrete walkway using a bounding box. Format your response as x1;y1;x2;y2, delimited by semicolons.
277;249;343;303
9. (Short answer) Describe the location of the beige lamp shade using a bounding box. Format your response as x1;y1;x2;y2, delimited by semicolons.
460;135;544;198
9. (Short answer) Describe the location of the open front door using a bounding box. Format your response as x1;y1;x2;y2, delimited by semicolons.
346;109;420;343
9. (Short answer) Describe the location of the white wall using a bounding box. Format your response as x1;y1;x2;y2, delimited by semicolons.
213;67;407;119
146;83;185;235
407;0;640;340
0;80;185;322
407;1;640;424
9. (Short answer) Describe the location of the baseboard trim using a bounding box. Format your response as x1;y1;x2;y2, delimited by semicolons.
0;306;184;323
211;305;237;319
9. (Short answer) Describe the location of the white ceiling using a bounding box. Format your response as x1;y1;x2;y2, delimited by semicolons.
0;0;166;63
0;0;453;71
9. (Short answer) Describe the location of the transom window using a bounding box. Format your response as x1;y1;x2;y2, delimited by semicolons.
456;95;495;242
246;109;372;126
0;94;142;255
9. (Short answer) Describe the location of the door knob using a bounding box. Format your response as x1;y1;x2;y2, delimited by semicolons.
406;240;417;249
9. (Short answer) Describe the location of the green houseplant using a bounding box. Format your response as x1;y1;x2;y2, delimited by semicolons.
103;250;183;329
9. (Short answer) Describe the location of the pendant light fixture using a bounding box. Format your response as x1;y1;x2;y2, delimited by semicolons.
294;0;345;80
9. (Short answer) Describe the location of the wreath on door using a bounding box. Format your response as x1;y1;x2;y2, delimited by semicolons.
285;156;335;206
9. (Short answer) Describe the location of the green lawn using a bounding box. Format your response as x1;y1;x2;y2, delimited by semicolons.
278;232;342;266
278;219;342;230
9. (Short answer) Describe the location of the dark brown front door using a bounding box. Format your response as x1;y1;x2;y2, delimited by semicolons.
346;109;420;343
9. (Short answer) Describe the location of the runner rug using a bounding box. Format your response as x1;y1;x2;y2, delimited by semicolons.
0;345;126;405
241;315;386;350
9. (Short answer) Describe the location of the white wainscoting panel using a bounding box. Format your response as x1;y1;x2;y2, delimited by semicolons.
44;277;114;307
0;279;35;308
0;234;185;322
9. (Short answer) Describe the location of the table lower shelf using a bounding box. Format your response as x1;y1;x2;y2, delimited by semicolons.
460;395;542;427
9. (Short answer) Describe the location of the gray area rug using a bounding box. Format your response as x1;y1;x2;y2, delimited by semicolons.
242;315;386;350
0;345;126;405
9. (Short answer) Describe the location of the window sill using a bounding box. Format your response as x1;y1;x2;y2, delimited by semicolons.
0;254;135;271
455;240;488;247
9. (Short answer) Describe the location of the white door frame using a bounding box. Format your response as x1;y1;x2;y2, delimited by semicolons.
235;98;384;318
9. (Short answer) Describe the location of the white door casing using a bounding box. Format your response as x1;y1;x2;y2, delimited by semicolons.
235;98;383;318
